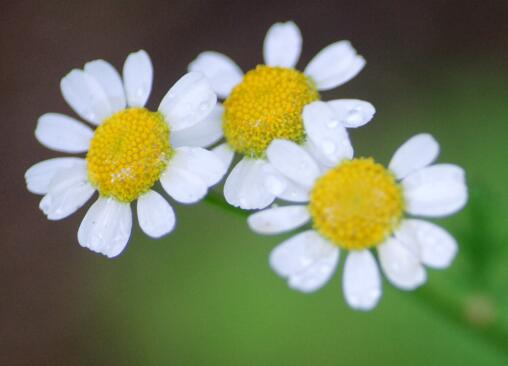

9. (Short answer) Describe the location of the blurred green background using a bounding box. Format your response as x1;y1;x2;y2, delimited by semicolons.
1;0;508;364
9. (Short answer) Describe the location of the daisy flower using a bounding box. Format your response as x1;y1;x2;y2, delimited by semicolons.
189;21;375;210
25;50;227;258
247;102;468;310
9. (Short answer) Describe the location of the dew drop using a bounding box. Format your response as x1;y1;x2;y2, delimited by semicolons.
136;87;145;97
82;108;97;122
239;197;249;207
264;175;285;195
346;109;363;124
199;101;210;112
327;119;339;128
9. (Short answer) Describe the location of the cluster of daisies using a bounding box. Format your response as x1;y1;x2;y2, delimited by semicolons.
25;21;467;311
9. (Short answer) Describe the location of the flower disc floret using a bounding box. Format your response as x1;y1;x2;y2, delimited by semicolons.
223;65;319;157
86;108;172;202
309;158;405;250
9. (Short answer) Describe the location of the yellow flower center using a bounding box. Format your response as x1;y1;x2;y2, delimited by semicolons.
86;108;172;202
309;158;405;250
223;65;319;158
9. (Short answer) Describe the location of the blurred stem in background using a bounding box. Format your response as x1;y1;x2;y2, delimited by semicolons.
413;287;507;357
204;191;508;358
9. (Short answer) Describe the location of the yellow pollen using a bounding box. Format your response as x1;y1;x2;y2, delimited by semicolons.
86;108;172;202
223;65;319;158
309;158;405;250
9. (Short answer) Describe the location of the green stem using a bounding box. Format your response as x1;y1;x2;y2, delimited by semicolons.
413;287;508;358
204;192;508;358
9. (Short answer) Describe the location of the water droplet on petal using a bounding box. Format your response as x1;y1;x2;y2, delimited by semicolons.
327;119;339;128
264;175;285;195
82;108;96;122
346;109;363;124
239;197;249;207
199;101;210;112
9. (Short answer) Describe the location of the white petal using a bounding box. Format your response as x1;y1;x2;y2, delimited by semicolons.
223;158;276;209
39;165;95;220
304;41;365;90
25;157;85;195
171;104;224;148
389;134;440;180
263;21;302;68
137;190;176;238
378;237;427;290
270;230;339;293
326;99;375;128
61;69;113;125
171;147;226;186
402;164;468;217
212;143;235;171
277;178;310;203
248;205;310;235
159;72;217;131
122;50;153;107
343;250;382;311
266;139;320;189
160;164;207;204
260;164;310;202
303;101;353;167
260;163;288;196
35;113;93;153
395;219;458;269
303;140;334;171
188;51;243;98
84;59;126;113
78;197;132;258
